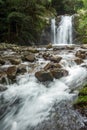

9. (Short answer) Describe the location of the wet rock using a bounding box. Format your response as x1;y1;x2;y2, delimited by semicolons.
0;71;7;84
35;70;53;82
74;58;83;65
51;68;68;79
66;45;75;50
0;84;7;92
50;56;62;63
43;53;50;60
46;43;53;49
6;66;17;80
0;58;5;65
27;47;39;53
44;62;62;71
17;64;27;74
24;54;35;62
75;50;86;59
9;57;21;65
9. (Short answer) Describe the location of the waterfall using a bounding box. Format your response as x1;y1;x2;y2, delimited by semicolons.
51;18;56;44
51;16;73;44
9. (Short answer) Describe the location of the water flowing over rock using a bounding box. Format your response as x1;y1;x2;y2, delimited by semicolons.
51;15;73;44
0;44;87;129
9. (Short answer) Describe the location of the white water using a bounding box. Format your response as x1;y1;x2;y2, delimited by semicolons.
51;16;73;44
0;52;87;130
51;18;56;44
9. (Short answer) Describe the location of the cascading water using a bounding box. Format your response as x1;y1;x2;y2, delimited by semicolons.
0;46;87;130
51;18;56;44
51;16;73;44
57;16;73;44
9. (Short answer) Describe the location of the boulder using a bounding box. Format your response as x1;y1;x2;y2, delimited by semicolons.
9;57;21;65
35;70;53;82
44;62;62;71
50;56;62;63
24;54;35;62
6;66;17;80
75;50;86;59
51;69;68;79
74;58;83;65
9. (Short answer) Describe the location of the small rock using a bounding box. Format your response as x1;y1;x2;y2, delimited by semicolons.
50;56;62;63
9;58;21;65
75;50;86;59
17;64;27;74
44;62;62;71
74;58;83;65
0;58;5;65
0;84;7;92
46;43;53;49
6;66;17;80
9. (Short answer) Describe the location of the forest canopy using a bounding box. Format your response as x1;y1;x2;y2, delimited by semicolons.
0;0;86;45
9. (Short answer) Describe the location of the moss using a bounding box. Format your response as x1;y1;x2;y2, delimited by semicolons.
79;87;87;96
74;84;87;108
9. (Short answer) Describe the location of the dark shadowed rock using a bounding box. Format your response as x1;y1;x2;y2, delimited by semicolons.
75;50;86;59
35;70;53;82
6;66;17;80
17;64;27;74
74;58;83;65
0;71;7;84
0;58;5;65
8;57;21;65
0;84;7;92
43;53;50;60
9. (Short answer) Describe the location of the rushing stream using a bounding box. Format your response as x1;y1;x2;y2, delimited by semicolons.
0;46;87;130
0;15;87;130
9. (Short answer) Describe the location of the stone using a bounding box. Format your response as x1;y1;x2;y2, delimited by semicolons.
0;84;7;92
50;56;62;63
0;71;7;84
35;70;53;82
43;53;50;60
75;50;86;59
9;58;21;65
44;62;62;71
24;54;35;62
46;43;53;49
17;64;27;74
6;66;17;80
74;58;83;65
51;69;68;79
0;58;5;65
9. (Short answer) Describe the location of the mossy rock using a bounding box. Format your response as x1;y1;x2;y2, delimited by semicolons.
74;84;87;108
79;87;87;96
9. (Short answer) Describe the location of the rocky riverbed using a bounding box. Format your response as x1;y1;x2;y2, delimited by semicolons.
0;43;87;130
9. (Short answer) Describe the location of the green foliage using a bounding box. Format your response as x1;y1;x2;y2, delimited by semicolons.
0;0;55;45
74;84;87;108
51;0;83;14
